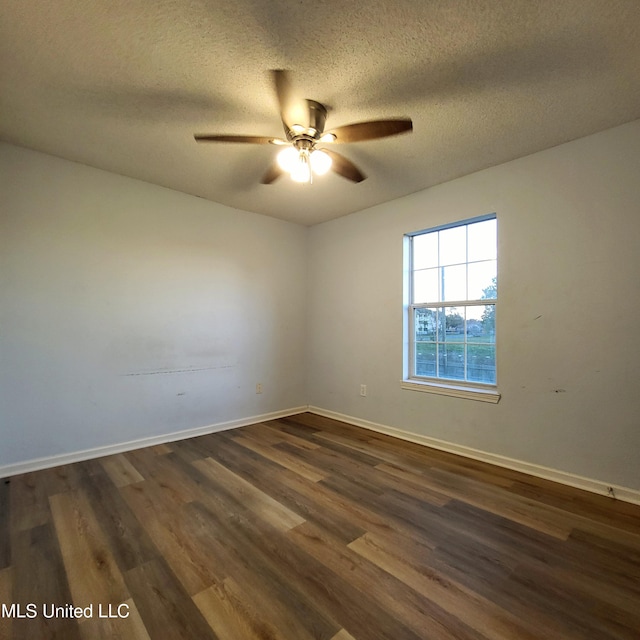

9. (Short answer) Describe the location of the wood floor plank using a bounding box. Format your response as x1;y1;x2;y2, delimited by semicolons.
288;521;485;640
346;526;436;568
566;528;640;593
49;490;130;607
231;433;327;482
373;464;451;506
121;449;195;505
100;454;145;487
428;549;595;640
330;630;358;640
185;500;340;640
11;523;82;640
314;430;427;468
120;480;221;596
2;413;640;640
375;462;452;505
148;443;173;455
0;480;9;569
292;433;390;468
9;472;51;533
515;557;640;629
279;442;387;495
124;558;217;640
243;421;322;450
193;579;278;640
0;567;13;640
201;502;423;640
437;498;611;582
193;457;305;532
348;531;542;640
509;477;640;533
275;464;429;546
39;463;91;496
504;564;638;640
167;437;211;463
81;465;158;572
420;466;574;539
191;442;366;543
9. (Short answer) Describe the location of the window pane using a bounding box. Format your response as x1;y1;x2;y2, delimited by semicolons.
483;304;496;340
467;344;496;384
435;307;445;341
468;260;497;300
441;264;466;301
414;308;436;341
413;268;439;303
438;226;466;266
413;233;438;269
466;305;495;343
415;343;436;377
407;216;497;387
439;343;465;380
468;219;497;262
443;307;464;342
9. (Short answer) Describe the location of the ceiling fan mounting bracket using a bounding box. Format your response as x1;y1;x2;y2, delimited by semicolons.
286;101;328;142
306;100;327;137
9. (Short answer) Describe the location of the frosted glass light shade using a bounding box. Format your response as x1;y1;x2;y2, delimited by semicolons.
277;147;299;172
310;149;332;175
276;146;327;183
290;158;311;182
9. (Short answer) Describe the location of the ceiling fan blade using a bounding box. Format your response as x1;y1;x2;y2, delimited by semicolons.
326;118;413;144
260;162;285;184
323;149;366;183
194;134;281;144
272;69;309;133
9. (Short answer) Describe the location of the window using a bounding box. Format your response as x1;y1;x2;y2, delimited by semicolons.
404;215;498;400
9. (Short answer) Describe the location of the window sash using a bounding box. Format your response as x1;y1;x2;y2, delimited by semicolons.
409;301;497;385
407;214;497;387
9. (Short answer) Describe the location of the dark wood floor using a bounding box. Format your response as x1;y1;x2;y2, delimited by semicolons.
1;412;639;639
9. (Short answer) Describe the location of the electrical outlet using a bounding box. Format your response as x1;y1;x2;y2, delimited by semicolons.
360;384;367;397
256;383;263;394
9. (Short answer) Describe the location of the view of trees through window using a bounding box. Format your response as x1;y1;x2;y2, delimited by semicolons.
409;217;497;385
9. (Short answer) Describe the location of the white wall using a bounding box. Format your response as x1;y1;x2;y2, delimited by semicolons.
3;122;639;493
307;120;640;491
0;144;308;469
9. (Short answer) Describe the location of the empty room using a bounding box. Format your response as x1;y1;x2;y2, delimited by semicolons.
1;1;639;639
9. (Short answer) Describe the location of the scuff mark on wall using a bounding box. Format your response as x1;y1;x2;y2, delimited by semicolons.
121;365;235;376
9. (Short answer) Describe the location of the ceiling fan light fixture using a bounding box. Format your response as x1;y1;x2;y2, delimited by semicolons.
290;152;312;183
310;149;332;175
319;132;337;143
193;70;413;187
276;146;300;172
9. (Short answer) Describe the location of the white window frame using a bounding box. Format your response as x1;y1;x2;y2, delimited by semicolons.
402;214;500;403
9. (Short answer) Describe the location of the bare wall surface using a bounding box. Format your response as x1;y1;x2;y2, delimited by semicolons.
0;144;308;467
307;120;640;491
2;121;639;493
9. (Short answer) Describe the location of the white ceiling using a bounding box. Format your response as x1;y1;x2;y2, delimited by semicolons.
2;1;640;226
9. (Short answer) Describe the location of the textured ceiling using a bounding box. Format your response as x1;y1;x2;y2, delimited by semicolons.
2;1;640;225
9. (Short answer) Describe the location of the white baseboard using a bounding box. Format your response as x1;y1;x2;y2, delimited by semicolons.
0;406;308;479
5;404;639;507
308;406;640;506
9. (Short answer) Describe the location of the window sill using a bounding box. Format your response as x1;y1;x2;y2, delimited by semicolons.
401;379;501;403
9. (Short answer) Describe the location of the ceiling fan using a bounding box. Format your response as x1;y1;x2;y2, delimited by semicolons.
194;70;413;185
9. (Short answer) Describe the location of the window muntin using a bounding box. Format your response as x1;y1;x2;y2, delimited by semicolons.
408;216;497;386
